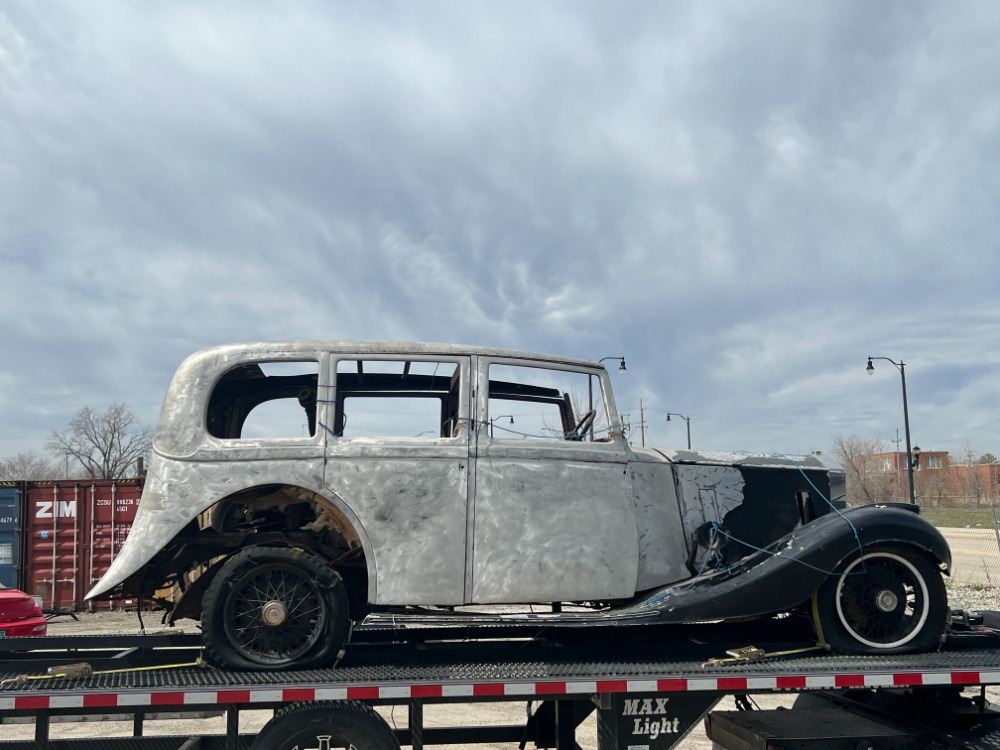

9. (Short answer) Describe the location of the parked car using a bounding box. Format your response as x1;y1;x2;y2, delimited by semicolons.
0;584;46;637
88;341;951;670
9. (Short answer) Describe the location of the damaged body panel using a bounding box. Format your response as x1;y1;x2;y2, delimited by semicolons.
88;341;951;671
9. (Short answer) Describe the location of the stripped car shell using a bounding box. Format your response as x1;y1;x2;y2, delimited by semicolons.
88;341;952;671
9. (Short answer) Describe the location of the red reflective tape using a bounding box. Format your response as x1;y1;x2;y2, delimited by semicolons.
151;692;185;706
411;685;443;698
83;694;118;708
893;673;923;686
657;679;689;692
472;683;506;697
951;672;982;685
536;682;566;695
283;689;316;702
597;680;628;693
717;678;749;691
776;676;807;689
346;687;380;700
834;674;866;688
15;696;50;710
217;690;251;704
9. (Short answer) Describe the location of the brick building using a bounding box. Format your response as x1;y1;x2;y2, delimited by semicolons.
875;450;1000;506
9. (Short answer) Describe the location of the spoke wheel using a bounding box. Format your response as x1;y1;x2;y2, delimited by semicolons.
815;545;947;654
204;546;350;671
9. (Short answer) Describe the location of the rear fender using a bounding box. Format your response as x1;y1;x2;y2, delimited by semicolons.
639;505;951;623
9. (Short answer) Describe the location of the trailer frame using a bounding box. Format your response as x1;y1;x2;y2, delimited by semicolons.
4;630;1000;749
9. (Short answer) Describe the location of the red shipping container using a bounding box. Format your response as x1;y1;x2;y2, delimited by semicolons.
23;480;143;611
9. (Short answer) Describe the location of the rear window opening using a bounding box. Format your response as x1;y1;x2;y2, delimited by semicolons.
207;361;319;440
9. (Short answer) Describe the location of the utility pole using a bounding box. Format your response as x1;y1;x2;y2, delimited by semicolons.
639;400;646;447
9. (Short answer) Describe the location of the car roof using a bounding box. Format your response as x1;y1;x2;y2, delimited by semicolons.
192;340;603;370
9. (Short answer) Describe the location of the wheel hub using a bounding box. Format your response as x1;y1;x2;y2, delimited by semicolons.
261;600;288;627
875;589;899;613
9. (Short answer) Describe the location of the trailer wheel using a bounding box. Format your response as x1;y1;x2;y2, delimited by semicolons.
814;545;947;654
251;700;399;750
203;546;350;671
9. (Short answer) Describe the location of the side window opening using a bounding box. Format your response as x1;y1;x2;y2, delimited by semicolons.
207;361;319;440
334;360;460;439
487;364;610;441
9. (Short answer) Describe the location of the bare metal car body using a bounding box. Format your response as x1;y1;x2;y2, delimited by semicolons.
88;341;951;670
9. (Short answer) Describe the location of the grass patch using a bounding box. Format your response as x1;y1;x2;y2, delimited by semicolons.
921;507;997;529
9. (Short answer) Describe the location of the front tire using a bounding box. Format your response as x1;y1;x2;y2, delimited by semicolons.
203;546;350;671
814;545;947;654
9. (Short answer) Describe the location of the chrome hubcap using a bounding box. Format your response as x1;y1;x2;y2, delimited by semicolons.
261;600;288;627
875;589;899;613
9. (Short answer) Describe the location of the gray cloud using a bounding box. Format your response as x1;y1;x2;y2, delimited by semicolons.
2;1;999;462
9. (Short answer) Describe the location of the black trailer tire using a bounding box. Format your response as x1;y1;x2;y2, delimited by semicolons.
814;545;947;655
203;546;350;671
251;700;399;750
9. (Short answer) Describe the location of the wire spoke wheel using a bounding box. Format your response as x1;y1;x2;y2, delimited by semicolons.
836;553;925;647
226;563;326;664
815;545;947;655
204;546;351;671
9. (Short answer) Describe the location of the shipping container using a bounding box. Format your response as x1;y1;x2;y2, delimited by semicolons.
0;483;21;589
22;479;143;611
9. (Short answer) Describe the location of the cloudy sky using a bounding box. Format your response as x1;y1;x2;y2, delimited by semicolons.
2;1;999;466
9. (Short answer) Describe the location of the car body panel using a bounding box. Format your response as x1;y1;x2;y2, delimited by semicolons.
0;588;46;637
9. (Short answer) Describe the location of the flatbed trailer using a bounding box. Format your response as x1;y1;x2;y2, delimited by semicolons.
4;627;1000;750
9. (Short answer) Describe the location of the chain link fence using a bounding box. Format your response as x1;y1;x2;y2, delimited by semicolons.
921;506;1000;587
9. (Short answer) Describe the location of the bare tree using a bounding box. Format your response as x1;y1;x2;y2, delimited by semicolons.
0;451;59;480
832;433;894;505
978;453;999;465
46;403;153;479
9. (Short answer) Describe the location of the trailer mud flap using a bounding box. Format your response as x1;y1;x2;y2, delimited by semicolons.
596;692;721;750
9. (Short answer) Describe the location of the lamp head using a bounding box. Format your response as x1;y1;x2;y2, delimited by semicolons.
866;357;875;375
666;414;671;422
618;357;627;373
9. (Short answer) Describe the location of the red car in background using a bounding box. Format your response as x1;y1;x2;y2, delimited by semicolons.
0;584;46;637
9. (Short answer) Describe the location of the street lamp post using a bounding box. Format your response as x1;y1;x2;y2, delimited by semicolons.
866;356;917;505
598;356;627;373
489;415;514;438
666;412;692;450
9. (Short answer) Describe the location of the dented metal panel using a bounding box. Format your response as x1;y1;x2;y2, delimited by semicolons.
626;450;690;591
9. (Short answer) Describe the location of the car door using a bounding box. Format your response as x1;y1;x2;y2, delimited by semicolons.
323;354;472;606
468;357;638;604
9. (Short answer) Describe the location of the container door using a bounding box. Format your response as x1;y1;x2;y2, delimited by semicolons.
0;484;21;589
86;480;143;610
24;482;82;609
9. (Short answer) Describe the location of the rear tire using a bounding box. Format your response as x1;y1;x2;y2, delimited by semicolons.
814;545;947;654
203;546;350;670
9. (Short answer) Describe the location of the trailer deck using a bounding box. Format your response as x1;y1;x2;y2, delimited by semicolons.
3;628;1000;749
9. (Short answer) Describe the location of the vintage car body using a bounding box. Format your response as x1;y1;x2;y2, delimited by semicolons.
88;341;951;670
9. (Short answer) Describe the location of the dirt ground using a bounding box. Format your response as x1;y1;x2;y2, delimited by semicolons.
0;609;784;749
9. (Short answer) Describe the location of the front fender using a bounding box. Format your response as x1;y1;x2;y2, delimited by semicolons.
635;505;950;623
